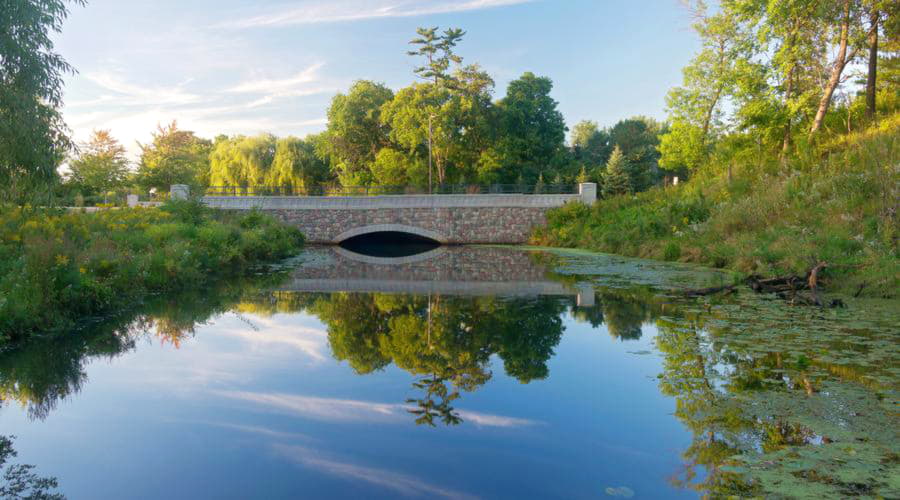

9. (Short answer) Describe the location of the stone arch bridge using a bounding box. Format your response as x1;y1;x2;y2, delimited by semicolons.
201;183;596;244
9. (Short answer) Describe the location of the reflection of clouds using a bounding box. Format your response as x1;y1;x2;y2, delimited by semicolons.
217;391;540;428
273;444;479;500
456;411;536;428
214;313;328;362
205;422;317;442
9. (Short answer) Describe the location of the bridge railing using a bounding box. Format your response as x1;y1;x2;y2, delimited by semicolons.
203;184;578;197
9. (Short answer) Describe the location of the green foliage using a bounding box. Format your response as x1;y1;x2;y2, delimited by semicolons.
269;135;332;190
407;26;465;85
320;80;394;185
536;114;900;297
67;129;130;200
0;435;62;499
488;72;568;183
602;146;632;198
0;205;304;343
0;0;84;202
136;122;212;193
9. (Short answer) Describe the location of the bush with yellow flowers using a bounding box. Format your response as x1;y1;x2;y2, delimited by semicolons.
0;200;304;344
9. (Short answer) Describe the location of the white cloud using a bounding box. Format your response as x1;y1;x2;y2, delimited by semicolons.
220;0;533;29
84;72;205;107
214;314;329;362
218;390;540;428
228;63;324;94
273;444;479;500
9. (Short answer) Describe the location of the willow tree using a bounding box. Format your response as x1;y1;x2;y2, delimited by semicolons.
267;136;331;192
0;0;84;201
208;134;277;189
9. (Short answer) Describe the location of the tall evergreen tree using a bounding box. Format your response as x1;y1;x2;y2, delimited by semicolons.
602;146;632;198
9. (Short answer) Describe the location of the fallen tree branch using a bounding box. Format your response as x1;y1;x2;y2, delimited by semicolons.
683;284;737;297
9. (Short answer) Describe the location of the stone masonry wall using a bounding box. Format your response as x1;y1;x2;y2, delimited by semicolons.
202;185;597;244
265;206;549;243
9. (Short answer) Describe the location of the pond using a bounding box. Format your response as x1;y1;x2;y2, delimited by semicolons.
0;245;897;499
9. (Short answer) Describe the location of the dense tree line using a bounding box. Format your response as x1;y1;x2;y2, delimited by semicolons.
45;26;675;204
3;2;896;205
659;0;899;173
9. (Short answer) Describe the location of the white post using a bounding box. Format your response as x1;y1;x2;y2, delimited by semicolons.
578;182;597;204
170;184;190;200
126;194;138;207
576;284;595;307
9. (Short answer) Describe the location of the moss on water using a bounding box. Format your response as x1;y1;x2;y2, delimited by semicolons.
547;247;899;498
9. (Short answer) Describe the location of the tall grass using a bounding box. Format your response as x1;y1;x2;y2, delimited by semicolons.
534;114;899;297
0;200;304;343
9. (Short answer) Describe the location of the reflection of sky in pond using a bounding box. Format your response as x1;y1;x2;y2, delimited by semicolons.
0;306;694;499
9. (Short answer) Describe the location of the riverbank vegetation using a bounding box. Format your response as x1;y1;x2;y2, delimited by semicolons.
535;1;899;298
0;201;304;344
534;116;899;297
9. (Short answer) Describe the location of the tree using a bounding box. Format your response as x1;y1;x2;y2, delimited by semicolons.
381;65;495;185
608;117;665;191
320;80;394;186
67;130;129;201
136;122;211;193
0;0;84;201
407;27;466;86
571;120;611;174
268;136;332;192
371;148;427;187
208;134;276;190
602;146;631;198
660;2;745;170
810;0;868;136
487;72;568;183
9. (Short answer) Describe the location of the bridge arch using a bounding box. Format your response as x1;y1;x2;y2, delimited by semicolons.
333;224;448;244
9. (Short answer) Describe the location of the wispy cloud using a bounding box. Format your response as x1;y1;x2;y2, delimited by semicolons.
218;390;540;428
214;314;329;362
84;72;205;107
274;444;479;499
228;63;324;94
227;63;338;108
219;0;533;29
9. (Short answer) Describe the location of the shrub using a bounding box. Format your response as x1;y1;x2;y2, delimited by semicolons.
0;205;305;344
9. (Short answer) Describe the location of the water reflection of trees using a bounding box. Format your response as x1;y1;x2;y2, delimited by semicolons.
654;308;899;498
0;278;279;421
0;281;667;423
306;292;568;426
0;435;63;499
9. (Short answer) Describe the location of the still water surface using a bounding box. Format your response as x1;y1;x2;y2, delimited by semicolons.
0;245;897;499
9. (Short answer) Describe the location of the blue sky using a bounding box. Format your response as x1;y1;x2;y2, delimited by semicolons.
56;0;700;158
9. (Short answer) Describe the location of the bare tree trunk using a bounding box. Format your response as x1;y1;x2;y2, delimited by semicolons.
701;40;727;144
782;65;795;156
865;8;879;121
810;0;855;136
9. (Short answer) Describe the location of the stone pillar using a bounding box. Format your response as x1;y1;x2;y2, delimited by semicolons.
576;283;595;307
126;194;138;207
170;184;190;200
578;182;597;204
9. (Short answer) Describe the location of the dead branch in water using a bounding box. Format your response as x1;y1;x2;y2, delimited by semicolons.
682;284;737;297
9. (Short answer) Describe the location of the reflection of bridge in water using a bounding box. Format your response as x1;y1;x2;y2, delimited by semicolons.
281;246;595;306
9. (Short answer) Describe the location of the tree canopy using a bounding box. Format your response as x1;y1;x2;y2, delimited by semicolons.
0;0;84;201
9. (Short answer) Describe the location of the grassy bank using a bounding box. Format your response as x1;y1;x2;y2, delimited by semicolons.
0;200;304;344
533;115;899;298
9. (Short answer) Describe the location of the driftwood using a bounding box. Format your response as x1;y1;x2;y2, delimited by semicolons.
745;261;841;307
682;284;737;297
807;261;827;306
